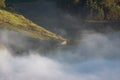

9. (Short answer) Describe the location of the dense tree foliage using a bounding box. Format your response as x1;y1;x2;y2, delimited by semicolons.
54;0;120;21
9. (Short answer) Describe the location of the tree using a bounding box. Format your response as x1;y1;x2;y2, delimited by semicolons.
107;5;120;20
0;0;6;8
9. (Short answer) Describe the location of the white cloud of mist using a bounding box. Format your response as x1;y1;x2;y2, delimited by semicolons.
0;48;120;80
0;30;120;80
48;31;120;62
78;32;120;59
0;30;28;47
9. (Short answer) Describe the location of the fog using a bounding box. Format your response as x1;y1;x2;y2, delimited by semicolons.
0;30;120;80
0;0;120;80
0;49;120;80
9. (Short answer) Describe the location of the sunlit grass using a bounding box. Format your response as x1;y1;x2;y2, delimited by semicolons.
0;9;63;41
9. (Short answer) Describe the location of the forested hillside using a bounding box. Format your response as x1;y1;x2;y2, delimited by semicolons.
54;0;120;21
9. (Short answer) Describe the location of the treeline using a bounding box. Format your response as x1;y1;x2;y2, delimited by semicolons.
0;0;120;21
54;0;120;21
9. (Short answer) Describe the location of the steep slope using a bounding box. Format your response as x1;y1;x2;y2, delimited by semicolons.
0;9;67;44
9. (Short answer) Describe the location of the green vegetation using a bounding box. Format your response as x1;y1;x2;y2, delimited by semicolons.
55;0;120;21
0;8;65;42
1;0;119;21
0;0;67;44
0;0;6;8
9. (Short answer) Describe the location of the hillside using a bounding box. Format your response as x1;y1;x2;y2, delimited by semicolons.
54;0;120;21
0;8;67;44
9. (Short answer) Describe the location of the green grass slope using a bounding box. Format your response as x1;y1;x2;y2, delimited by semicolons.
0;9;67;44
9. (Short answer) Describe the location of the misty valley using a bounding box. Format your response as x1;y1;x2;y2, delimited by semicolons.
0;0;120;80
